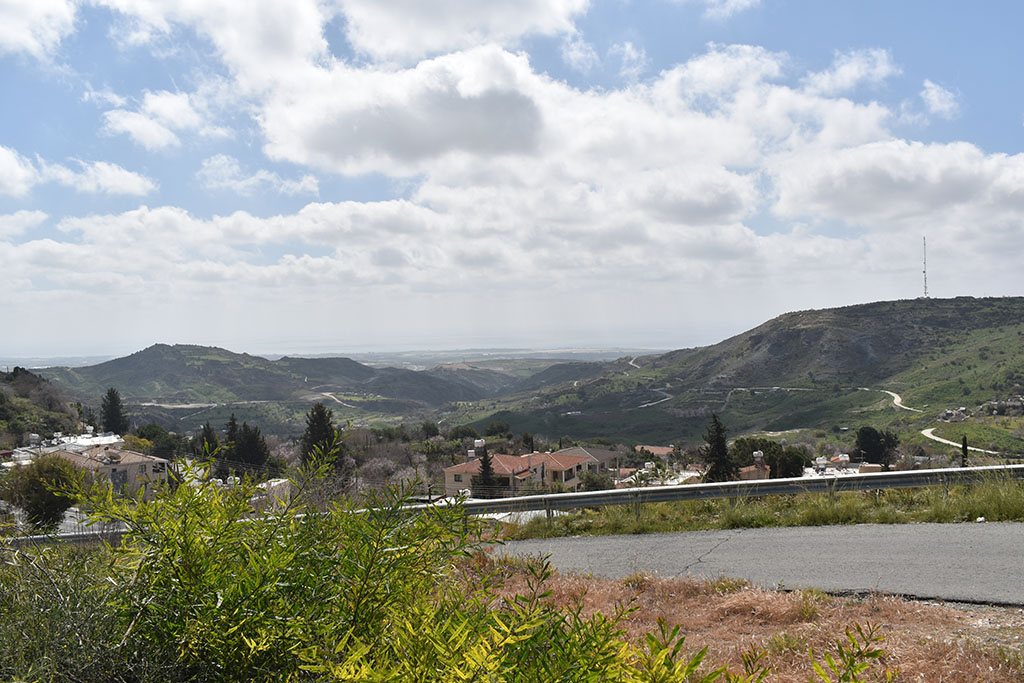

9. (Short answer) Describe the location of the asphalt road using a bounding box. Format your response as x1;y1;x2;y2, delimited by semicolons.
499;522;1024;605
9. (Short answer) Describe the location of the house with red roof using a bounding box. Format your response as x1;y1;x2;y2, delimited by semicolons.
443;450;599;497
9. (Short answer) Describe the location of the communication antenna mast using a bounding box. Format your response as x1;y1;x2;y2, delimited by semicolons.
922;236;928;298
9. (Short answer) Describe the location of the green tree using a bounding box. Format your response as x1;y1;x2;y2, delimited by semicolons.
853;426;900;469
221;413;239;461
448;425;478;440
729;437;808;478
233;422;270;472
700;413;736;482
137;423;179;460
579;469;614;491
1;454;78;529
300;402;335;467
521;431;535;452
471;442;498;498
100;387;129;434
419;419;440;439
778;445;811;478
194;422;219;456
484;421;510;437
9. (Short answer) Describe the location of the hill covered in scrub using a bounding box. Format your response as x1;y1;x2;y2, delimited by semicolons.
39;344;500;406
451;297;1024;444
35;297;1024;443
0;368;79;448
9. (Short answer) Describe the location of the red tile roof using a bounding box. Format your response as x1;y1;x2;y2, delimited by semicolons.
444;454;531;476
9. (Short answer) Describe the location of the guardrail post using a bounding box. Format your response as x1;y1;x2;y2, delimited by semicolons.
632;491;641;521
544;498;552;522
828;477;836;502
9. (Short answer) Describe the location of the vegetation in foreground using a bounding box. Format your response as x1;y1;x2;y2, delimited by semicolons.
0;456;961;683
503;475;1024;540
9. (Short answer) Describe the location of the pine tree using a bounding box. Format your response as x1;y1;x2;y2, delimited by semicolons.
100;387;130;434
472;442;498;498
234;422;270;472
195;422;219;456
300;402;336;466
700;413;735;482
224;414;239;456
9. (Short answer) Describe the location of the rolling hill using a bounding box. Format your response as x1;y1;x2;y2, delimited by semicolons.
451;297;1024;444
34;297;1024;444
39;344;492;405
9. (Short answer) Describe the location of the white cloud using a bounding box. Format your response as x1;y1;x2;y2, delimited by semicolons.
0;145;155;196
610;41;650;81
803;48;899;95
0;210;48;240
772;140;1024;229
0;0;76;58
103;109;181;150
83;85;128;108
40;159;157;195
337;0;589;63
561;33;600;73
261;46;543;175
0;146;39;197
197;154;318;196
95;0;332;91
695;0;761;20
142;90;203;129
101;90;211;150
921;79;959;119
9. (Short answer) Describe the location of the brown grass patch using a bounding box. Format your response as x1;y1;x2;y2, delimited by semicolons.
468;552;1024;681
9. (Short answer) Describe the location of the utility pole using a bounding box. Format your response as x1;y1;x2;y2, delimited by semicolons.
922;236;928;298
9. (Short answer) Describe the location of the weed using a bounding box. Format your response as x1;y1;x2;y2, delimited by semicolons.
809;622;899;682
767;631;807;655
706;575;750;595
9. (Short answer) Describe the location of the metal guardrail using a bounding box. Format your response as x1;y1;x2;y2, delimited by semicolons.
5;526;125;548
7;464;1024;545
409;464;1024;517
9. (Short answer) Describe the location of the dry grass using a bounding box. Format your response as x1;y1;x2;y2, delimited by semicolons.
469;552;1024;681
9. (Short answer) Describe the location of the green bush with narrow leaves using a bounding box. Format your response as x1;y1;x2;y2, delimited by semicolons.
1;454;898;682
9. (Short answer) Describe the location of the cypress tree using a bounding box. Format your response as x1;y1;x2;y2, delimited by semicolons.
472;442;498;498
300;402;336;467
235;422;270;472
196;422;219;456
100;387;130;434
701;413;736;482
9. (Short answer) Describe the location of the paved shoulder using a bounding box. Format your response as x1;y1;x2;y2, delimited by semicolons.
498;523;1024;605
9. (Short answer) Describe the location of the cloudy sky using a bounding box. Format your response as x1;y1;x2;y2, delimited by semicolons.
3;1;1023;357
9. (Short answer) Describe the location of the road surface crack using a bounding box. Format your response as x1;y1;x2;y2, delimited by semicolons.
683;530;739;573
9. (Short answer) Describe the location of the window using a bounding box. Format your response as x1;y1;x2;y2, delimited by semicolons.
454;474;463;482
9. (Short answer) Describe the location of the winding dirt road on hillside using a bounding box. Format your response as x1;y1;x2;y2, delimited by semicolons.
920;427;1000;455
877;389;923;413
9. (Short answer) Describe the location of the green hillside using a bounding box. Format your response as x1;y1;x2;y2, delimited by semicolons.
33;297;1024;444
0;369;79;448
452;297;1024;445
37;344;520;435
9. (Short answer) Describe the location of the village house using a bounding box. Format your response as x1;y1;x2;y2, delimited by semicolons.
443;450;599;497
52;445;169;501
553;445;622;472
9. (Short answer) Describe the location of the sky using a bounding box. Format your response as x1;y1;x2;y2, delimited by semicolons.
2;0;1023;358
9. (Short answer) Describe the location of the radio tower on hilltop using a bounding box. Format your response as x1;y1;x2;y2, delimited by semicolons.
922;236;929;298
